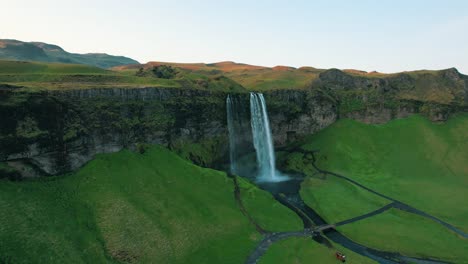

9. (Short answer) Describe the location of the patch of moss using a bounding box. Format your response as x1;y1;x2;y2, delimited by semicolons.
170;136;227;167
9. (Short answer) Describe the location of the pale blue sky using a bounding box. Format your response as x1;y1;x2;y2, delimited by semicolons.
1;0;468;73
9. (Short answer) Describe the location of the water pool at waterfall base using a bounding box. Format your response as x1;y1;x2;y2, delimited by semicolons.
254;170;291;183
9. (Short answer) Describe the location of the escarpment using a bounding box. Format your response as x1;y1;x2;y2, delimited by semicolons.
1;67;466;178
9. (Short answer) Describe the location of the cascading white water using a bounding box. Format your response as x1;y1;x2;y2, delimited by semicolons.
226;93;287;182
250;92;278;181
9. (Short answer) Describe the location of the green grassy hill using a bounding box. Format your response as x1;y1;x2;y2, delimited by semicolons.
115;61;325;90
0;60;110;74
0;39;138;68
0;146;300;263
0;60;180;90
259;237;376;264
0;60;245;91
285;114;468;263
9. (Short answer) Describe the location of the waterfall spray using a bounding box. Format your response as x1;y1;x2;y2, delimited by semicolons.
226;94;239;175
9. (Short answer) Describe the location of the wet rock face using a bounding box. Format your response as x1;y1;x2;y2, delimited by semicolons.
341;104;419;124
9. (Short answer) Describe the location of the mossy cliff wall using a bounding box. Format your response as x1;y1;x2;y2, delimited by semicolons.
0;88;226;176
1;75;466;178
311;68;468;123
0;88;337;177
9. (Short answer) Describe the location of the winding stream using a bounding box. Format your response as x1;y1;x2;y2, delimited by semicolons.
226;94;459;263
243;177;451;264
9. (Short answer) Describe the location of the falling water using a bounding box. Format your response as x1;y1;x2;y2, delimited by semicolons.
226;94;239;175
250;92;278;181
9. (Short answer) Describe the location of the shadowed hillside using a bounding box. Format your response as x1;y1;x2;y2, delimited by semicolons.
0;39;139;68
0;146;302;263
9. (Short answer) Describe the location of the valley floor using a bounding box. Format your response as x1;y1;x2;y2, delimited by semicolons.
1;114;467;263
0;146;300;263
292;114;468;263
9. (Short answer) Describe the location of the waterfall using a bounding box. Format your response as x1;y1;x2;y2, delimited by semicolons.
250;92;278;181
226;94;239;175
227;93;287;182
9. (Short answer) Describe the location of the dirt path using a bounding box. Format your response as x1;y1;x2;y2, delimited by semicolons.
231;175;267;234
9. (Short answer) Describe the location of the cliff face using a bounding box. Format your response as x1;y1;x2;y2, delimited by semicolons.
0;88;223;176
0;88;337;177
1;67;466;178
265;90;337;144
311;68;468;123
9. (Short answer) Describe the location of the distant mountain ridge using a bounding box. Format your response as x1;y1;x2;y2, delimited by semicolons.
113;61;268;72
0;39;139;68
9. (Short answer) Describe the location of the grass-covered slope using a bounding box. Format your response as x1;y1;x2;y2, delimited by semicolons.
259;237;376;264
0;39;138;68
117;61;324;90
290;114;468;263
299;114;468;232
0;60;245;91
300;176;390;223
338;209;468;263
0;60;180;89
0;146;300;263
300;177;468;262
237;177;303;231
226;67;322;91
0;60;109;74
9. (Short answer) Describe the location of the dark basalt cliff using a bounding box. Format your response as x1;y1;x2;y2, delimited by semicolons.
1;68;466;178
312;67;467;122
0;88;337;177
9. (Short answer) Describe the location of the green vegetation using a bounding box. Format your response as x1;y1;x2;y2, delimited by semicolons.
290;114;468;262
237;177;303;231
0;60;180;90
0;60;245;91
335;89;382;114
169;137;227;167
338;209;468;263
0;146;303;263
136;65;178;79
400;69;465;105
0;39;138;68
150;65;178;79
114;61;325;90
0;60;109;74
300;176;390;223
225;67;323;91
298;114;468;232
300;176;468;262
259;237;376;264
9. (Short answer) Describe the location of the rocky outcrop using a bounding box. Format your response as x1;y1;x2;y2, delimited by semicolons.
312;68;468;123
264;90;337;145
340;101;421;124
